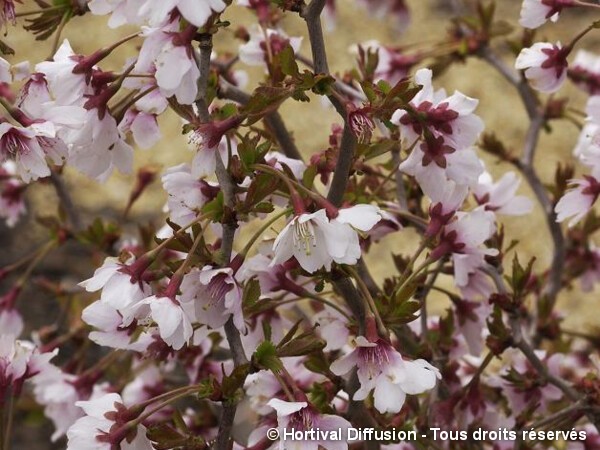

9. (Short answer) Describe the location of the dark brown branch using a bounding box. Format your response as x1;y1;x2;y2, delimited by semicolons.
300;0;329;75
49;170;82;231
327;125;356;206
195;35;213;123
195;36;248;450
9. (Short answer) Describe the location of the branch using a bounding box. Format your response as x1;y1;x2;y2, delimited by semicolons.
49;170;82;232
479;48;538;120
327;125;356;205
391;145;408;211
195;35;248;450
300;0;329;75
195;34;213;123
480;46;565;313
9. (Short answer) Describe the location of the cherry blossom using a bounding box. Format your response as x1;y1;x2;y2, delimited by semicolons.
569;50;600;94
515;41;569;93
180;266;244;330
66;392;155;450
331;336;440;414
473;171;533;215
271;205;382;273
239;26;302;68
267;398;351;450
79;256;152;320
519;0;575;29
0;161;26;226
555;176;600;227
430;208;498;287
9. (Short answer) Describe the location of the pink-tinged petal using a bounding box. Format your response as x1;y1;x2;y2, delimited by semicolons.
397;359;440;394
155;47;191;90
267;398;307;416
330;352;359;376
335;204;382;231
373;377;406;413
177;0;226;27
75;393;122;418
555;184;595;227
131;113;161;149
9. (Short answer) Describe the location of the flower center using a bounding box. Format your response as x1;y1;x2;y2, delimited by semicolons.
292;220;316;256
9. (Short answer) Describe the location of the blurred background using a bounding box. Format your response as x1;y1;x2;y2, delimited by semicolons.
1;0;599;447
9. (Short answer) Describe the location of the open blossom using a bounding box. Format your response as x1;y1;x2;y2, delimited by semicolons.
239;26;302;68
515;42;569;93
569;50;600;95
431;208;498;287
162;163;218;226
519;0;575;29
66;109;134;182
141;293;194;351
82;301;153;351
66;392;155;450
267;398;351;450
79;256;152;321
0;161;26;226
331;336;440;414
555;176;600;227
272;205;382;273
35;40;90;106
180;266;244;330
391;68;484;192
392;68;484;151
89;0;226;28
135;21;199;105
473;171;533;216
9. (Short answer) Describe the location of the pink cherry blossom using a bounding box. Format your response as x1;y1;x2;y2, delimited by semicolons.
0;122;52;182
519;0;575;29
66;392;155;450
331;336;440;414
82;300;153;351
0;161;26;227
267;398;351;450
79;256;152;320
272;205;382;273
555;176;600;227
180;266;244;330
67;109;134;182
239;26;302;68
162;163;218;226
569;50;600;95
431;208;499;287
515;41;569;93
473;171;533;216
142;293;194;350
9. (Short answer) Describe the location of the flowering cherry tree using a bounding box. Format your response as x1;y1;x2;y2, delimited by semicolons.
2;0;600;449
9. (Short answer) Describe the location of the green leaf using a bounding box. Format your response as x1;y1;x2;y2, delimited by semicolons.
253;341;283;372
278;44;300;77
